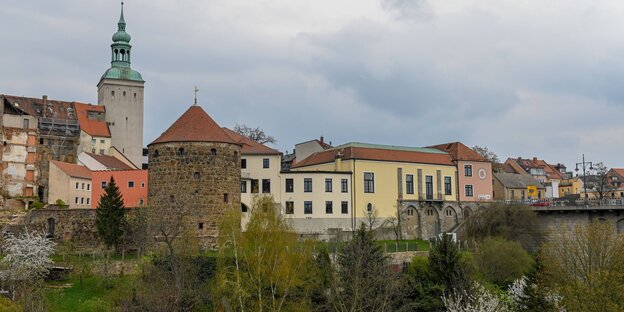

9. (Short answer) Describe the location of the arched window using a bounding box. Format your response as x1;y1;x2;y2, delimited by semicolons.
177;148;185;156
241;204;249;213
153;150;159;157
445;208;453;216
366;203;373;212
224;193;229;203
111;90;115;96
211;148;217;156
194;172;200;179
426;208;434;216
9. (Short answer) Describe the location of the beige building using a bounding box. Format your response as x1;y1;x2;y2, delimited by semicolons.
280;171;352;234
48;160;92;208
74;103;112;155
493;172;546;202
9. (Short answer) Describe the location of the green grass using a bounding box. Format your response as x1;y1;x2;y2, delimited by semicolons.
45;275;136;312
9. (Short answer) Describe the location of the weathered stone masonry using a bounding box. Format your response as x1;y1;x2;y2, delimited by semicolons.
148;141;241;245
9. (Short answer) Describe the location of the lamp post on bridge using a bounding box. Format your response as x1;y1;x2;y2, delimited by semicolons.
575;154;594;207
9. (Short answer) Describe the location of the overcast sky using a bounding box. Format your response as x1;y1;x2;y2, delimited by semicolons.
2;0;624;169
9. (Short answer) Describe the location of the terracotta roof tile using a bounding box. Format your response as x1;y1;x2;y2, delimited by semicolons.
2;95;78;120
611;168;624;177
427;142;489;162
86;153;134;170
149;106;237;145
222;128;280;155
74;103;110;138
51;160;92;179
293;143;454;168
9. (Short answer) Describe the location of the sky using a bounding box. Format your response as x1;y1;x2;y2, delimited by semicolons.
2;0;624;169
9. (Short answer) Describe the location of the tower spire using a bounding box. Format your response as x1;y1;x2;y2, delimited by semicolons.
118;2;126;30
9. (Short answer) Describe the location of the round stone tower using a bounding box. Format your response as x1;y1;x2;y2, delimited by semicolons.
147;104;241;247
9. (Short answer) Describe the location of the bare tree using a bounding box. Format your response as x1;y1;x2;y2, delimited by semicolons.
472;146;500;163
589;162;617;202
234;124;277;144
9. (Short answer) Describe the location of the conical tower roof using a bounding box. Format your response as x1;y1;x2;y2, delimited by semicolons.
149;105;238;145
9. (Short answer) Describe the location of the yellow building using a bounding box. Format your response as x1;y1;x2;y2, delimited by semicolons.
292;142;462;239
559;177;583;197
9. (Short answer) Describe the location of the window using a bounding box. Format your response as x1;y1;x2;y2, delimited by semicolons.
101;181;107;188
366;203;373;212
80;197;84;205
139;199;144;206
87;198;90;205
425;176;433;199
111;91;115;96
304;178;312;192
445;208;453;216
241;204;248;212
364;172;375;193
251;179;259;193
262;179;271;193
224;193;229;203
39;138;44;144
198;223;204;230
444;177;452;195
194;172;200;179
241;159;247;169
465;185;474;197
141;183;145;188
325;201;333;214
241;181;247;193
511;190;515;198
464;165;473;177
304;201;313;214
75;197;78;204
153;150;159;157
426;208;434;216
285;179;294;193
406;174;414;194
325;178;332;192
128;181;135;188
263;158;270;168
341;179;348;193
87;184;90;191
75;182;79;190
341;201;348;214
82;183;85;190
123;91;126;96
100;139;105;144
285;201;294;214
91;138;96;145
211;148;217;156
177;148;185;156
99;149;105;155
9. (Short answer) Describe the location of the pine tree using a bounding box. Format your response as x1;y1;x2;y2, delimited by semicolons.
96;176;126;250
332;224;398;312
517;254;559;312
428;233;471;295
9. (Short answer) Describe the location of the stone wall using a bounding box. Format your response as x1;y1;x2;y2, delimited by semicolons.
148;141;241;248
535;208;624;248
399;201;479;240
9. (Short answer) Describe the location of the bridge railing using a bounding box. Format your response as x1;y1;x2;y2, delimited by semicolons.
493;198;624;207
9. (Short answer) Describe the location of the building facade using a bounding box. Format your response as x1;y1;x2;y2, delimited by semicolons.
48;160;92;208
91;169;148;208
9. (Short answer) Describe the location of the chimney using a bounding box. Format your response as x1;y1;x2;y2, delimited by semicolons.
42;95;48;105
533;157;538;163
335;150;343;171
320;136;324;144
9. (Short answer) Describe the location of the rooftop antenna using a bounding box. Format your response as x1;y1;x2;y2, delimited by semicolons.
194;86;199;106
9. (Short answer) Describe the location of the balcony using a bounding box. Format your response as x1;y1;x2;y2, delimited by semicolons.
418;193;444;202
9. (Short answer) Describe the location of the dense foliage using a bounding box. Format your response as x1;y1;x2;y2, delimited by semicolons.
95;177;126;250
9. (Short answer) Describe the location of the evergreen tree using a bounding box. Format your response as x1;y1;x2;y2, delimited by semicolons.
516;254;559;312
96;176;126;250
428;233;471;295
331;224;398;312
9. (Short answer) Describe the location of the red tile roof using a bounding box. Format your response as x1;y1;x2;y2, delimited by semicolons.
222;128;280;155
73;103;110;138
51;160;91;179
611;168;624;177
427;142;488;162
86;153;134;170
293;144;454;168
149;106;237;145
2;95;78;120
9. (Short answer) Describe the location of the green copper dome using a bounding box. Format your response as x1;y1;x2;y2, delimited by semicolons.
100;3;143;83
112;30;131;43
101;67;143;82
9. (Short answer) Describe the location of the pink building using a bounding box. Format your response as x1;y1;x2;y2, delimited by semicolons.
428;142;494;202
91;170;148;208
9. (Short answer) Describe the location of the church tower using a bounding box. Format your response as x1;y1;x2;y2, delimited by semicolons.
98;3;144;167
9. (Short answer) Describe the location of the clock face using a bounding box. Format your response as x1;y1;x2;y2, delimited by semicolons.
478;168;487;180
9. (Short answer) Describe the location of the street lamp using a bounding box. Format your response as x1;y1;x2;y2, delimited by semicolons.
575;154;593;206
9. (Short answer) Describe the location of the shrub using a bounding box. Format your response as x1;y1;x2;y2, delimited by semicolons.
55;199;67;206
30;201;45;209
475;237;533;287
